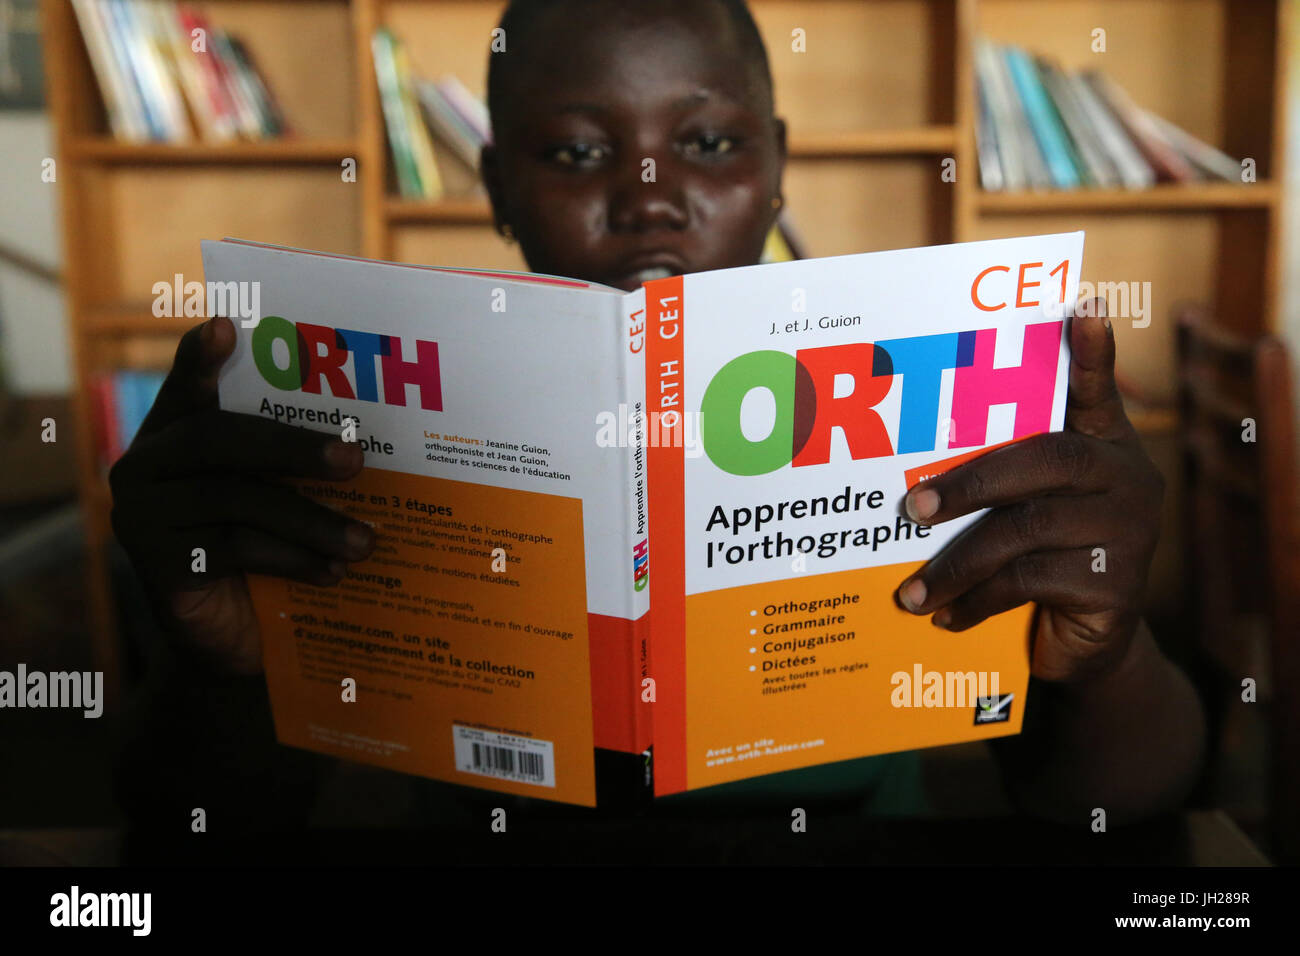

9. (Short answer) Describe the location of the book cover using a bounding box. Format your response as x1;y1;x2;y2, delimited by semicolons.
207;230;1083;805
208;239;648;808
641;232;1082;795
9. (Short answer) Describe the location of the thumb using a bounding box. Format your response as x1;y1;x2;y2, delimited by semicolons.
136;316;237;439
1066;297;1132;443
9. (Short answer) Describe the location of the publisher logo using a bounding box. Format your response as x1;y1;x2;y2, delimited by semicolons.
632;538;648;591
974;693;1014;725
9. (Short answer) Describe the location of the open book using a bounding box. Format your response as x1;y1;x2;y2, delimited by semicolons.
207;230;1083;807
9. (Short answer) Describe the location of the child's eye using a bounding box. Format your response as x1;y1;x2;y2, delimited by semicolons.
545;143;610;167
682;133;737;157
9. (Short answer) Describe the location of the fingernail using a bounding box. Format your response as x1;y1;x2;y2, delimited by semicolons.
324;439;360;471
1103;317;1112;331
906;489;940;522
899;577;927;612
932;608;952;630
344;522;374;559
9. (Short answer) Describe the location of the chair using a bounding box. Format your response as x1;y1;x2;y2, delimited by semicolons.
1175;306;1300;863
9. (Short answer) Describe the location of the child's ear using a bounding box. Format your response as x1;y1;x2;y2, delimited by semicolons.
770;116;789;219
772;117;788;204
480;143;508;233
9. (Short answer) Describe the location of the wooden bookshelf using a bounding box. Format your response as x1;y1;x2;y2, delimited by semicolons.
40;0;1292;700
67;137;360;164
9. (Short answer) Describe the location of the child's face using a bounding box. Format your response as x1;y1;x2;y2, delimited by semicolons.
483;2;787;291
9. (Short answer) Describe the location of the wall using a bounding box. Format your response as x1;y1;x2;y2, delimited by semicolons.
0;110;70;395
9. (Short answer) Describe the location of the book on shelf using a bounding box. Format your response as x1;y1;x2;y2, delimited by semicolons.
372;27;443;199
89;369;166;468
206;228;1083;806
70;0;288;143
415;78;488;171
976;37;1245;192
377;33;497;201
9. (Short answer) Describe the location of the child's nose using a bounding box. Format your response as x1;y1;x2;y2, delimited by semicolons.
607;164;689;233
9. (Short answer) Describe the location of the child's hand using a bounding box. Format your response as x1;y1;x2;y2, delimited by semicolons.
895;301;1164;682
109;316;375;673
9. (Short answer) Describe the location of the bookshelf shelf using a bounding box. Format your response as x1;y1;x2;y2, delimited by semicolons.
978;182;1278;214
68;138;361;165
82;305;195;336
788;127;957;158
385;197;492;224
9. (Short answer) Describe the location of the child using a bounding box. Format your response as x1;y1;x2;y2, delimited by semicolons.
110;0;1204;832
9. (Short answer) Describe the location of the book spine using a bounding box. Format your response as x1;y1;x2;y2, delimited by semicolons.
392;40;443;199
150;0;211;139
974;80;1005;192
90;374;122;468
371;29;422;197
436;75;493;144
229;36;290;137
1143;110;1242;182
1004;46;1080;188
112;371;136;455
1031;58;1090;186
995;48;1051;188
1086;72;1197;183
975;39;1023;190
1038;59;1118;188
210;29;262;139
125;0;191;141
1067;71;1155;189
620;288;652;758
97;0;158;140
177;8;238;140
70;0;132;139
416;81;483;167
225;36;279;137
111;0;173;139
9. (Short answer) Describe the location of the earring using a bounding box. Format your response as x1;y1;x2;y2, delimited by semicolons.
500;223;515;243
771;196;783;210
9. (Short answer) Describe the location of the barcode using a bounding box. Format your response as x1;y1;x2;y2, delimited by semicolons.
453;725;556;788
470;742;547;781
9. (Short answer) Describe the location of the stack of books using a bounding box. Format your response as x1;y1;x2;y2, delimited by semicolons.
975;38;1243;192
373;28;491;200
72;0;289;143
88;369;166;467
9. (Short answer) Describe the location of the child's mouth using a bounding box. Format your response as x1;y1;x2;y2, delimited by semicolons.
627;266;675;283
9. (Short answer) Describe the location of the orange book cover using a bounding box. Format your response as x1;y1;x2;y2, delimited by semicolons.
642;232;1083;795
208;239;650;808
